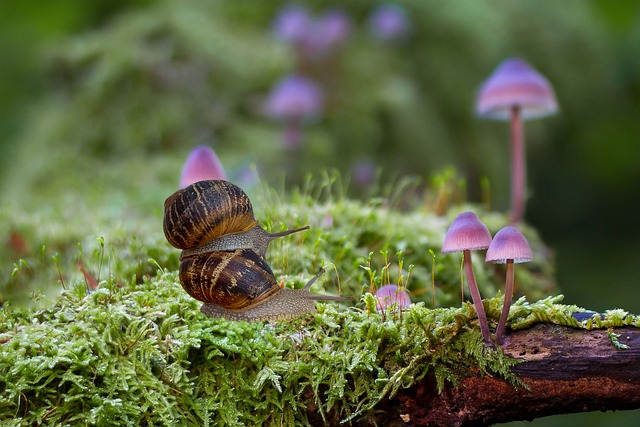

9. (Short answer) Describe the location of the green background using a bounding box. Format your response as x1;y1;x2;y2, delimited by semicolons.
1;1;639;425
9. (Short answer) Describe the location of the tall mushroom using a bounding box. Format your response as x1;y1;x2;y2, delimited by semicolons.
485;225;532;345
442;212;493;344
476;58;558;223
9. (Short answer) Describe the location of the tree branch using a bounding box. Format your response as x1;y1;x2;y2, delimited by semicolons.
313;324;640;426
393;324;640;426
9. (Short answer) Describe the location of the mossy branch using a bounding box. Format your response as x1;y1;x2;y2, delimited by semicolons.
2;273;640;426
365;324;640;427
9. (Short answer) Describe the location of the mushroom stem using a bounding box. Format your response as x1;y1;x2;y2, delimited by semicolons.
495;259;514;345
463;250;492;344
509;105;526;223
284;119;302;149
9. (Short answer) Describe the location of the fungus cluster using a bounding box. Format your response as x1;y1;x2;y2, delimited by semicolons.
443;212;532;345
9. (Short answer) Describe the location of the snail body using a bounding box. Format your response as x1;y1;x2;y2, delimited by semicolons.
180;223;309;260
163;180;350;321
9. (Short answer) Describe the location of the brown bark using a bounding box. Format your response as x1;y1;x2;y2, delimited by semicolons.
390;324;640;426
309;324;640;426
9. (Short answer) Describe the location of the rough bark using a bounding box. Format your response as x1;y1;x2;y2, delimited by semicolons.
311;324;640;426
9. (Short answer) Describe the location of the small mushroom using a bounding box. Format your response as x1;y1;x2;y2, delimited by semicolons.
485;226;532;344
368;3;410;42
442;212;493;344
375;284;411;312
476;58;558;223
179;145;227;189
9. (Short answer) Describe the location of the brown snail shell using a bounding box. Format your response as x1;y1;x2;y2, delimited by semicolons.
180;248;349;321
163;180;309;258
179;248;278;310
163;180;350;321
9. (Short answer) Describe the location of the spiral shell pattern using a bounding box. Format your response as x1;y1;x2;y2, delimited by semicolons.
179;248;279;310
163;180;257;250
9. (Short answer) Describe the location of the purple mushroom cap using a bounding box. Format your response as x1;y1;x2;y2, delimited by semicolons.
476;58;558;120
375;284;411;311
485;226;532;264
442;212;492;253
272;5;312;44
179;145;227;189
264;75;324;122
369;3;410;41
316;9;350;48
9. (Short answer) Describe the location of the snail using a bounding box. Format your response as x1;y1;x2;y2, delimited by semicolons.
163;180;310;259
163;180;350;321
179;248;349;321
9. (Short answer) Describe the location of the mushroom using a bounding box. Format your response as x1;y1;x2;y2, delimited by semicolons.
442;212;493;344
272;5;312;45
368;3;410;42
179;145;227;189
375;284;411;312
476;58;558;223
485;225;532;344
264;75;324;148
272;6;350;63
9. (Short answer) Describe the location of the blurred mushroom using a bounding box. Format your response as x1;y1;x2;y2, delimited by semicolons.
442;211;493;344
485;225;532;344
272;4;311;44
179;145;227;188
476;58;558;223
272;6;350;63
264;74;324;148
313;9;350;54
368;3;410;42
375;284;411;312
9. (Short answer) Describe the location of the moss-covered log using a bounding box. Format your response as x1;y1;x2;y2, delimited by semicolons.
1;271;640;426
347;324;640;427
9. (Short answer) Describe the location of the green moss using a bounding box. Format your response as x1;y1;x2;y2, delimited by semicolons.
0;170;564;424
0;271;501;425
0;184;636;425
3;268;637;425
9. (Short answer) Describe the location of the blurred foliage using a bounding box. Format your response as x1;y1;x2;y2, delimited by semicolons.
2;0;638;202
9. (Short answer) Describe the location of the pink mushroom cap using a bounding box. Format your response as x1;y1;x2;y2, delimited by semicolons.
476;58;558;120
375;284;411;311
442;212;492;253
485;226;533;264
179;145;227;189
